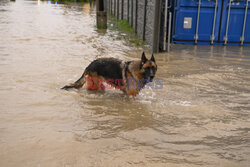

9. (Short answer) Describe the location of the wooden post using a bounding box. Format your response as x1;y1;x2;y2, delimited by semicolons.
96;0;107;29
96;0;99;11
152;0;162;53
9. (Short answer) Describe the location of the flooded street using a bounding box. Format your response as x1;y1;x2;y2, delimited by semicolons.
0;0;250;166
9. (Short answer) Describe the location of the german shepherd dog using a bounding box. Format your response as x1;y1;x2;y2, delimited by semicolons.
61;52;157;97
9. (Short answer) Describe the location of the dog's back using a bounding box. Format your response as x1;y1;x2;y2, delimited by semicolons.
85;58;123;81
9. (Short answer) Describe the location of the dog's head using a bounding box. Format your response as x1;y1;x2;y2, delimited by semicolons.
140;52;157;82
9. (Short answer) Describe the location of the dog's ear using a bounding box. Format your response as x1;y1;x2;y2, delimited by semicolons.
141;52;147;63
150;53;155;62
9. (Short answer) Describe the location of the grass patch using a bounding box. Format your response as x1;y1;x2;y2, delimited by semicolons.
108;14;146;47
48;0;90;2
116;20;134;34
41;0;90;4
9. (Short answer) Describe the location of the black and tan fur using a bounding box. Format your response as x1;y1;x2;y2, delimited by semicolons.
61;52;157;97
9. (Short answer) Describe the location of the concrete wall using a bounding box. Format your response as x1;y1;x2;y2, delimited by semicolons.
123;0;128;21
132;0;136;30
137;0;145;39
145;0;155;47
118;0;122;19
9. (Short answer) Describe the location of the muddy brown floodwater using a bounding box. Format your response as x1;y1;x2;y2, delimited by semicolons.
0;1;250;167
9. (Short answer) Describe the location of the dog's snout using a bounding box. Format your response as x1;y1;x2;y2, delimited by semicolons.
149;71;154;81
150;70;154;77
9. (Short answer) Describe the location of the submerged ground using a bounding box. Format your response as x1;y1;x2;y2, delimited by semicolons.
0;1;249;167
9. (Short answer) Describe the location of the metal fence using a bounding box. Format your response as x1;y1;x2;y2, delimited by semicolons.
106;0;165;53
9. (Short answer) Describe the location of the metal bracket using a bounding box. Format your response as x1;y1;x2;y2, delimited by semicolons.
211;35;215;42
224;36;228;43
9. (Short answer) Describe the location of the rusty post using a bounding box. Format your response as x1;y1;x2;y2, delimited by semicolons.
96;0;107;29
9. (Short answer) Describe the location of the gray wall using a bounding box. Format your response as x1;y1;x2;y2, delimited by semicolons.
123;0;128;21
145;0;155;47
137;0;145;39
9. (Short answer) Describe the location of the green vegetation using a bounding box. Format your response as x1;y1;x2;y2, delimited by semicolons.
112;19;134;34
108;14;146;47
42;0;90;2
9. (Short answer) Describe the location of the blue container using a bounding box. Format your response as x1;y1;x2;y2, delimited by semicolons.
172;0;250;46
220;0;250;45
172;0;222;45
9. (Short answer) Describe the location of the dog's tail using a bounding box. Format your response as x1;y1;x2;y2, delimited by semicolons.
61;72;86;90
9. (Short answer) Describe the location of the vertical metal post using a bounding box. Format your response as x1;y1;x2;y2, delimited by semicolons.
108;0;110;13
241;0;249;45
135;0;138;33
107;0;109;13
110;0;112;13
111;0;113;14
194;0;201;44
127;0;129;21
224;0;232;45
163;0;168;51
121;0;124;19
117;0;120;19
114;0;116;17
167;12;172;52
143;0;147;40
211;0;218;44
131;0;134;27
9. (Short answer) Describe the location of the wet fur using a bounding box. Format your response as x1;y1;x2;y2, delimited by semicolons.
61;52;157;97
